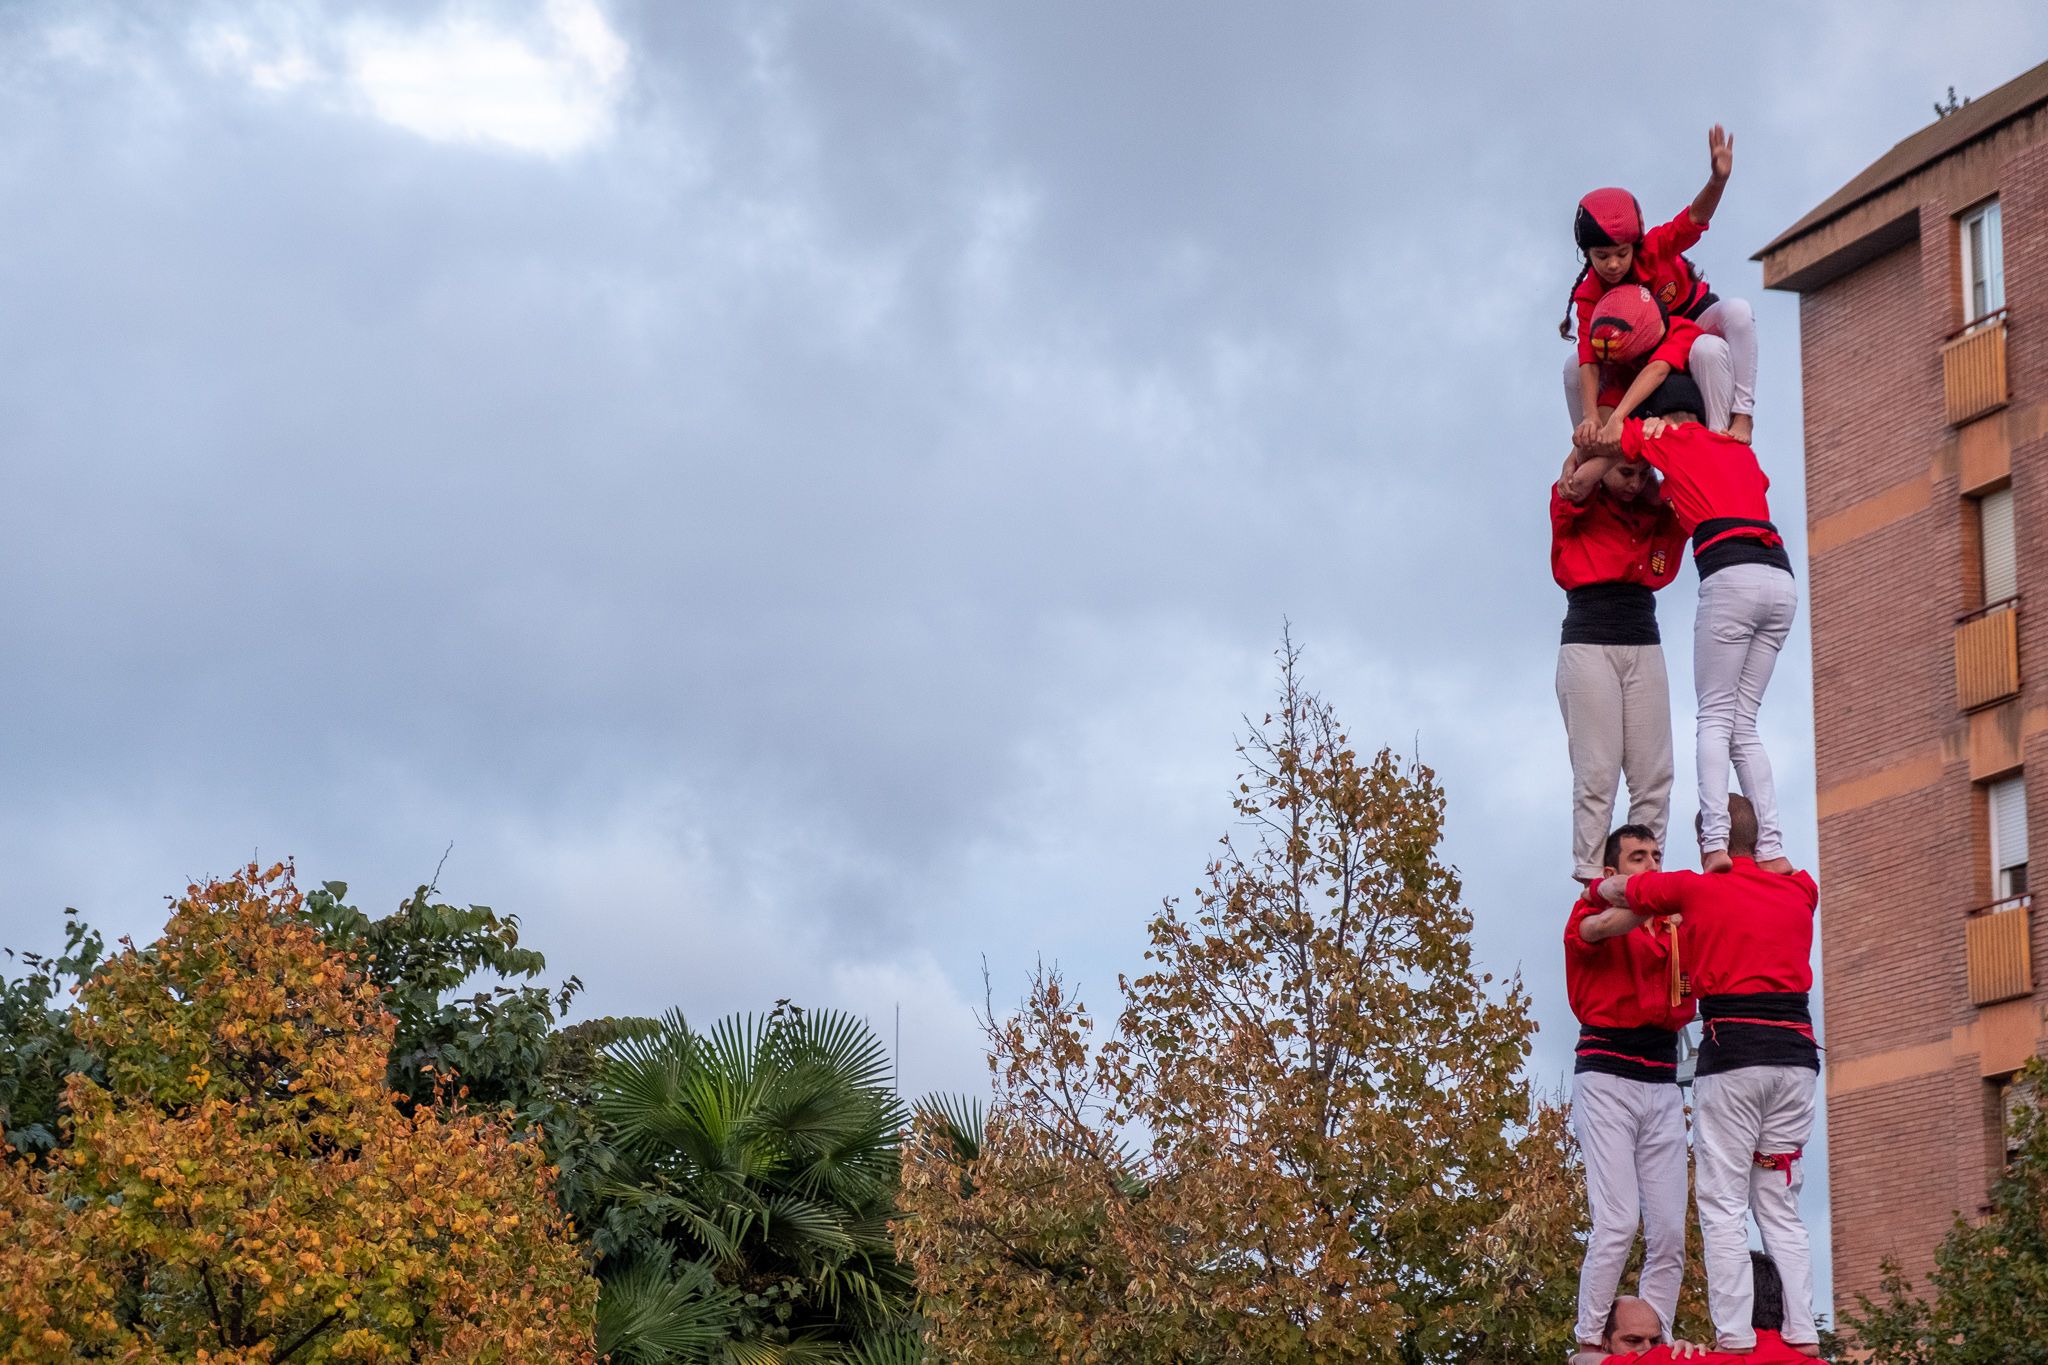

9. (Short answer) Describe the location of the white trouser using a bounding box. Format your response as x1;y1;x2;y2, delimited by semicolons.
1693;563;1797;858
1684;337;1735;432
1695;298;1758;417
1572;1071;1689;1345
1556;643;1675;881
1692;1066;1818;1349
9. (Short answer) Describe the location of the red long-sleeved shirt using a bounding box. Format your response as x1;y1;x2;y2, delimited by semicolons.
1622;859;1818;998
1550;486;1687;592
1574;206;1713;365
1564;897;1697;1032
1618;421;1774;537
1623;858;1820;1073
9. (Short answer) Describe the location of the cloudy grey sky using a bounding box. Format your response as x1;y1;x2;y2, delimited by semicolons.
4;0;2046;1313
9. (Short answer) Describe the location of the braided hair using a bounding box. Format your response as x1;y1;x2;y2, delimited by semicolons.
1560;259;1594;339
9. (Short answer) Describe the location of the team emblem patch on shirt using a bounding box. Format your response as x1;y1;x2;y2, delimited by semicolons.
1659;280;1680;306
1650;550;1668;575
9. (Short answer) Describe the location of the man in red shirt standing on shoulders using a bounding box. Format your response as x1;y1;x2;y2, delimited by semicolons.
1565;824;1696;1349
1552;445;1688;884
1591;795;1822;1356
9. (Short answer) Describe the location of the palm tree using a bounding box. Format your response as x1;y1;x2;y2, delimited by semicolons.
588;1004;919;1363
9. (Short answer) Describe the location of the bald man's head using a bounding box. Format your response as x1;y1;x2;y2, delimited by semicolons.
1602;1297;1665;1354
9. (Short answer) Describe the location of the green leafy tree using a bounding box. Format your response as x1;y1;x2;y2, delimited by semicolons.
3;877;580;1161
586;1004;921;1363
1843;1056;2048;1362
300;880;623;1237
303;880;579;1115
899;638;1591;1363
0;918;105;1161
1;876;923;1362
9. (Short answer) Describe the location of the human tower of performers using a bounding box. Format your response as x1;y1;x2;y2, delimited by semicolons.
1550;127;1825;1363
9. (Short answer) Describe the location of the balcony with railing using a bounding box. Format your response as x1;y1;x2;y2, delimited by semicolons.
1955;598;2021;711
1967;895;2034;1007
1943;310;2009;426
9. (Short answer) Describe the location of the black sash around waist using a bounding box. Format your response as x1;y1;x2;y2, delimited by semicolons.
1575;1024;1680;1083
1693;517;1793;580
1562;582;1661;646
1696;991;1817;1076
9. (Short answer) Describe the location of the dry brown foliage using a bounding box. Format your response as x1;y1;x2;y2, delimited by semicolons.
899;640;1603;1363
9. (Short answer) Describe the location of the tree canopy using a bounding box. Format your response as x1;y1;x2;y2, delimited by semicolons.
1844;1057;2048;1362
587;1005;922;1363
897;641;1590;1363
0;864;599;1363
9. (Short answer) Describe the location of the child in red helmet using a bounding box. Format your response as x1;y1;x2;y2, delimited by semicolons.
1562;126;1756;445
1584;285;1709;444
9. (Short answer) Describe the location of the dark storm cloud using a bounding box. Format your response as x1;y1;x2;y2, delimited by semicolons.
2;0;2045;1306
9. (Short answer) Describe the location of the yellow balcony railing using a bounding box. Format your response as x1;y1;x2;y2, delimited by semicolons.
1955;601;2021;711
1943;313;2009;426
1967;897;2033;1007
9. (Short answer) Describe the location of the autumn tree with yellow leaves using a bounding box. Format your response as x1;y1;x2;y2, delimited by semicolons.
899;641;1594;1363
0;863;598;1363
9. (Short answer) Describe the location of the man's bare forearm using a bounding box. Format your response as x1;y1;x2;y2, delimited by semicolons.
1561;449;1614;501
1576;902;1650;943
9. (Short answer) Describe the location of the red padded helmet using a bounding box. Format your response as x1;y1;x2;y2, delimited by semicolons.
1586;284;1666;365
1575;187;1644;250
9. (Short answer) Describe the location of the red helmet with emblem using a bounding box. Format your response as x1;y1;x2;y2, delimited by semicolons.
1575;187;1644;250
1586;284;1666;365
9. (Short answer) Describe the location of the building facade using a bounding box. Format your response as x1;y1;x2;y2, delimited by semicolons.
1758;60;2048;1310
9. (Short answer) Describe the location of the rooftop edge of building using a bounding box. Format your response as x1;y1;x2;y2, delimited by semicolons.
1756;57;2048;293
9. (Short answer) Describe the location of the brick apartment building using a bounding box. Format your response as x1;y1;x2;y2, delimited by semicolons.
1756;59;2048;1309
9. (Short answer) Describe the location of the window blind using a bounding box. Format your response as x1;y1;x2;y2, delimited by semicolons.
1982;486;2017;605
1990;774;2028;889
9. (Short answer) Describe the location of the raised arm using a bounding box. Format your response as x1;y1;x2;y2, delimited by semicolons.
1689;125;1734;227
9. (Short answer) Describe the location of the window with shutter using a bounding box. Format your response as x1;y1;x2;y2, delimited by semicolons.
1990;774;2029;899
1982;486;2018;606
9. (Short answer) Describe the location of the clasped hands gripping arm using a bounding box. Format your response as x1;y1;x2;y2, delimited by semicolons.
1574;878;1682;946
1562;416;1675;504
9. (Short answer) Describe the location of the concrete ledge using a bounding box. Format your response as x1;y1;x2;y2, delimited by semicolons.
1808;474;1932;557
1827;1001;2046;1096
1817;747;1948;820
